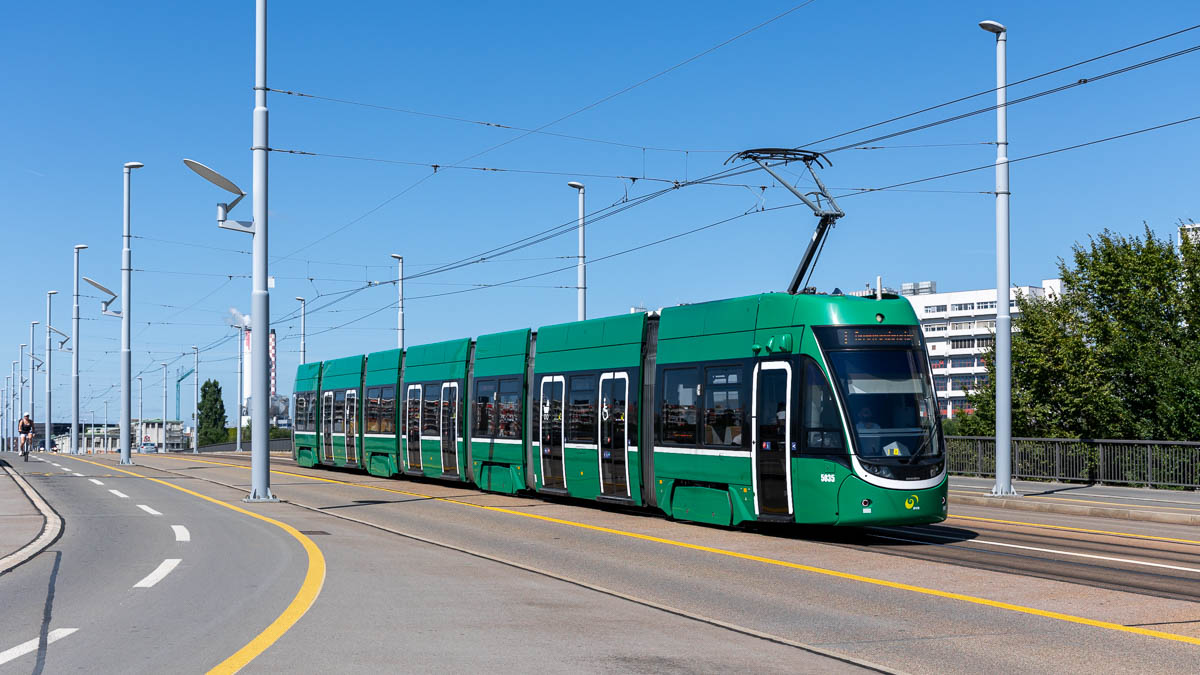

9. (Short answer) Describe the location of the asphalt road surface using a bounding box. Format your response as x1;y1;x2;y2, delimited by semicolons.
6;450;1200;673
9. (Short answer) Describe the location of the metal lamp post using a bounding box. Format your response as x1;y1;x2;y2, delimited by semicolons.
72;244;87;453
181;0;274;500
389;255;404;350
235;324;245;452
119;161;144;464
980;19;1016;497
29;323;38;448
18;345;26;429
295;297;306;363
45;291;57;452
161;362;168;452
567;182;586;321
192;345;199;454
137;376;143;452
103;400;109;453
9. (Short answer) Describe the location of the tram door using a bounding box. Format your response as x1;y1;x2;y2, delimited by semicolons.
440;382;460;476
598;372;630;497
322;392;335;462
539;376;565;489
405;384;422;471
752;362;793;517
345;390;358;465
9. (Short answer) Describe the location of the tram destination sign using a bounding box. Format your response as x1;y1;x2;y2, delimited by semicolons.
827;326;919;348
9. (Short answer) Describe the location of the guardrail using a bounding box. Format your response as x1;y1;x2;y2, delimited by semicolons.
190;437;294;454
947;436;1200;489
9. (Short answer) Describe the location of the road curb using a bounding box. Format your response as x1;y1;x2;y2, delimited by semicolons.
952;494;1200;526
0;464;64;575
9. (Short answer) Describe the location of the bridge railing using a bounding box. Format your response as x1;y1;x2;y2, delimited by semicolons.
947;436;1200;488
190;438;294;454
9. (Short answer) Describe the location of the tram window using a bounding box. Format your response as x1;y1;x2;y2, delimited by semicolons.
567;374;598;443
295;394;308;432
661;367;699;445
333;391;346;433
703;366;745;448
406;389;421;436
801;360;845;454
474;380;497;437
422;384;440;435
497;378;522;439
365;387;379;433
380;386;395;433
308;393;318;431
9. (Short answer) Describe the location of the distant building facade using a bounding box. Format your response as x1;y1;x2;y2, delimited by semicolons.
901;279;1062;418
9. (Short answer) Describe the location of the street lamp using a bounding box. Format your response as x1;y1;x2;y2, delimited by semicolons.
45;291;57;453
192;345;199;454
72;244;87;453
161;362;168;453
18;345;26;430
235;322;246;452
137;375;143;453
567;182;586;321
389;255;404;350
29;323;38;448
118;160;144;464
295;296;307;363
980;19;1016;497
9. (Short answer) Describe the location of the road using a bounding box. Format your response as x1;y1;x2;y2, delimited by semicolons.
2;452;870;673
31;451;1197;673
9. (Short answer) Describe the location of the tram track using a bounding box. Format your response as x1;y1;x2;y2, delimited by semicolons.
125;453;899;673
168;453;1200;605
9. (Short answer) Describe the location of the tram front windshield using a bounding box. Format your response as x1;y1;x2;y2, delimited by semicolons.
816;327;942;463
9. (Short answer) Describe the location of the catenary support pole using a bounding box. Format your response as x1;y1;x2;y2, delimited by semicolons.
294;298;306;364
247;0;275;500
981;19;1017;496
72;244;87;453
120;162;142;465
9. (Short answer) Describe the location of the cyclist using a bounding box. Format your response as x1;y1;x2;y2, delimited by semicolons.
18;413;34;457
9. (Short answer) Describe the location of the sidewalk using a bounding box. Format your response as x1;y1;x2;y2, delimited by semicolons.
950;475;1200;526
0;455;48;568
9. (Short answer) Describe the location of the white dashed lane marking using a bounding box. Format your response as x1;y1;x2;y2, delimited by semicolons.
109;490;129;499
137;504;163;516
89;479;104;486
133;559;181;588
172;525;191;542
0;628;78;666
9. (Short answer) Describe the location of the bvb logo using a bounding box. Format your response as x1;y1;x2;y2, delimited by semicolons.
904;495;919;510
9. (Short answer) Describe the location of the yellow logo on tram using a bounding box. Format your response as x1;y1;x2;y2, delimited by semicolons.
904;495;919;510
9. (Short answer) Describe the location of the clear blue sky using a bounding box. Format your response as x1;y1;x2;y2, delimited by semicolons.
3;1;1197;426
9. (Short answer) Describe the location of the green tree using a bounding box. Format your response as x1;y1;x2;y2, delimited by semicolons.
198;379;229;446
964;225;1200;440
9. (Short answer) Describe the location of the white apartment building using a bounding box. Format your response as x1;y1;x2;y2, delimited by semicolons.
902;279;1061;418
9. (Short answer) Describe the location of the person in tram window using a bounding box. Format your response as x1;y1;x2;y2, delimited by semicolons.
855;407;880;430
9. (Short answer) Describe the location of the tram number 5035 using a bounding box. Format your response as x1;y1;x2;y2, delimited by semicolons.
819;473;836;483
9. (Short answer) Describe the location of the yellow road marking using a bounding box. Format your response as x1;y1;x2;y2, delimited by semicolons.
948;514;1200;547
949;488;1200;513
69;456;326;674
149;454;1200;647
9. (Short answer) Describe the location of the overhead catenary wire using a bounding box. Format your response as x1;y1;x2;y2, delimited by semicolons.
818;42;1200;154
276;2;817;261
802;22;1200;149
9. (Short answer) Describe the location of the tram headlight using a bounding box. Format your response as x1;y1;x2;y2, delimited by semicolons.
862;462;895;479
929;461;944;478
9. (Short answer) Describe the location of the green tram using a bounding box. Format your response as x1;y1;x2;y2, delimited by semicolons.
292;292;948;527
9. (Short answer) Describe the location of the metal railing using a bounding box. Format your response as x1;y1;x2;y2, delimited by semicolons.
191;437;293;454
947;436;1200;489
